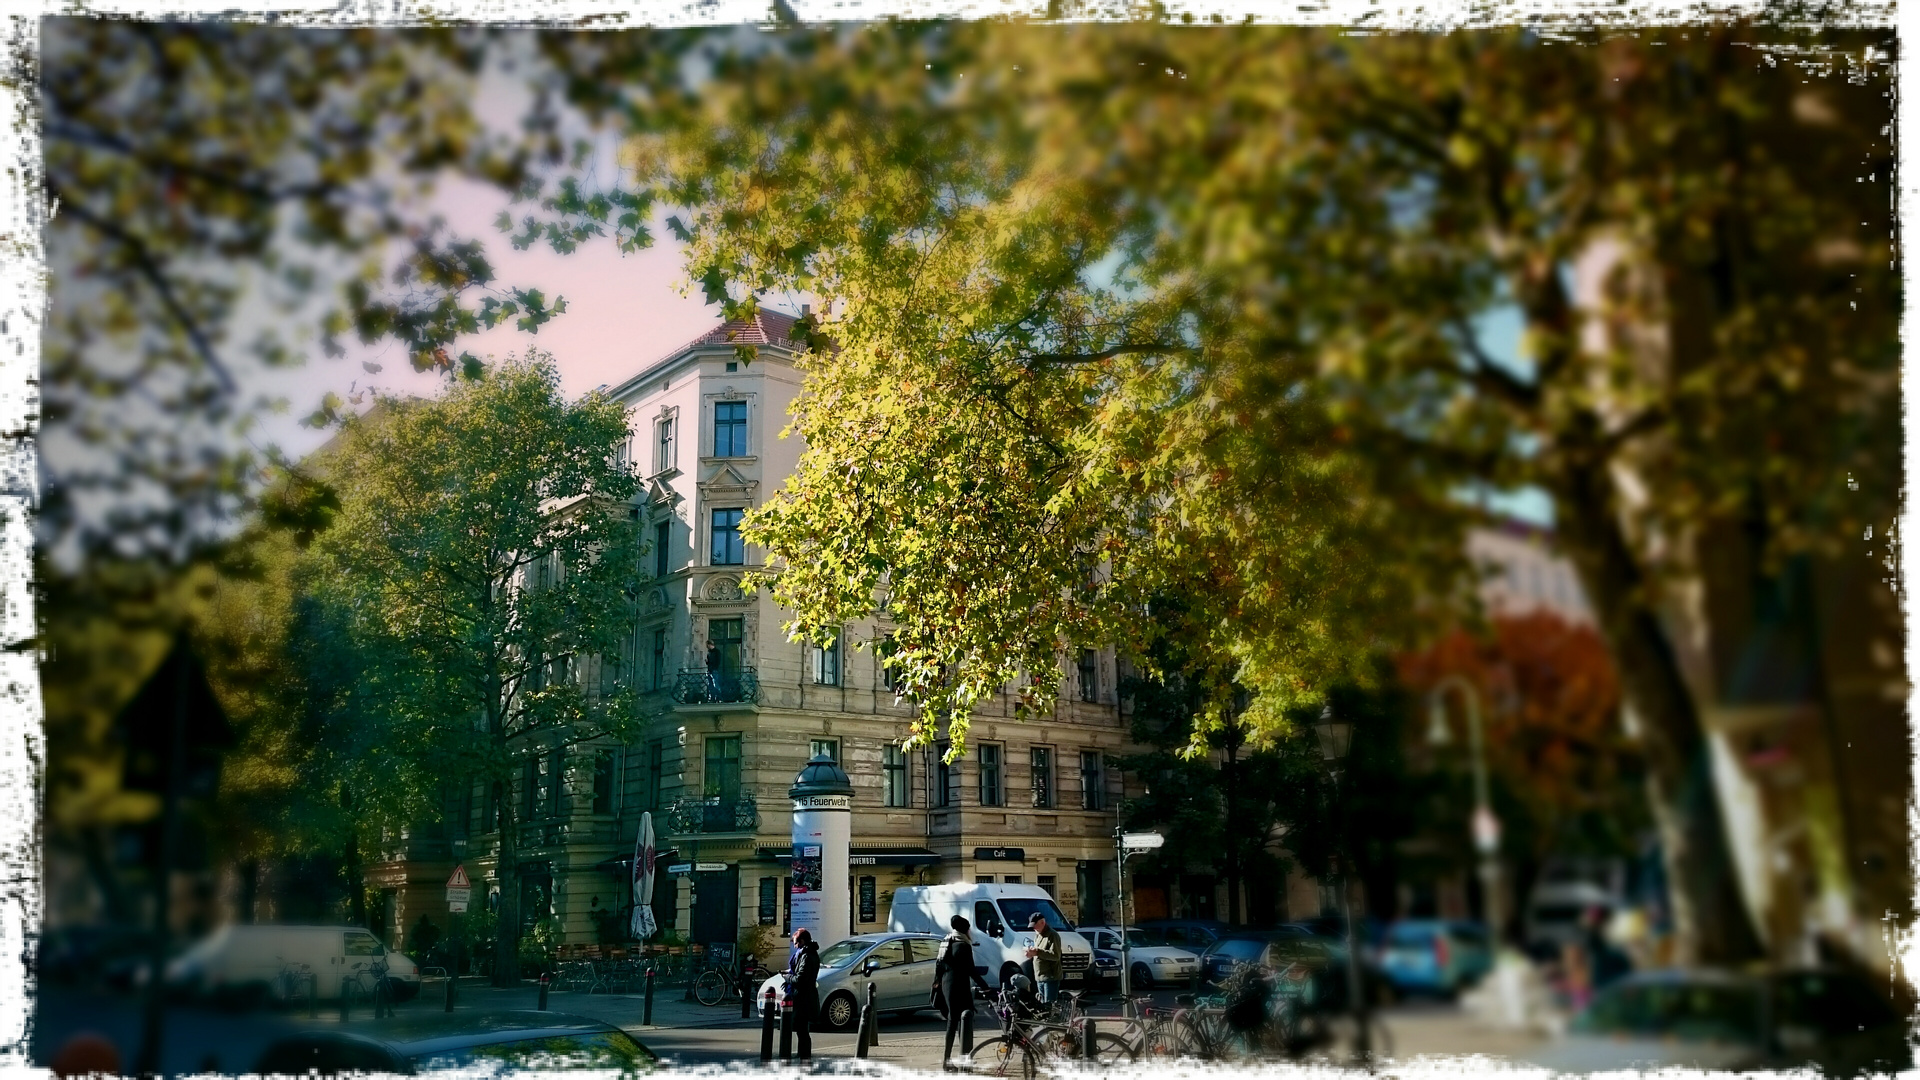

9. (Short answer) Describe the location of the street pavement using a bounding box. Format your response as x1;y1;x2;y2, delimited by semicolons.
36;980;1548;1074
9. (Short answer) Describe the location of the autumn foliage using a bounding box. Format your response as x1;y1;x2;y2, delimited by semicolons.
1398;612;1645;863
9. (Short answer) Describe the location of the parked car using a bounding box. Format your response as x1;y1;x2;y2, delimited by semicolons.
888;883;1094;989
1522;882;1616;958
1375;920;1493;998
1133;918;1231;953
253;1011;654;1075
754;932;944;1031
1529;968;1909;1075
1080;926;1201;990
165;924;421;1005
1198;931;1349;1009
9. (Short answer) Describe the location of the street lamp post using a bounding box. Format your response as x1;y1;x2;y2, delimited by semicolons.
1114;829;1164;1003
1426;675;1502;942
1313;705;1370;1067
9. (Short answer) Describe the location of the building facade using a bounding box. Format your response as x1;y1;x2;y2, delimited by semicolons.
367;311;1142;958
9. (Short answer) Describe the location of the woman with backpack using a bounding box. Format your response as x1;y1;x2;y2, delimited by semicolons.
933;914;992;1070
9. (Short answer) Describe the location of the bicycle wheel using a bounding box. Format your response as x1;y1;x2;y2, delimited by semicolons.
969;1036;1035;1079
1089;1032;1135;1064
693;969;728;1007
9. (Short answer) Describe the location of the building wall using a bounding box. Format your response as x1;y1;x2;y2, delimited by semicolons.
375;314;1143;956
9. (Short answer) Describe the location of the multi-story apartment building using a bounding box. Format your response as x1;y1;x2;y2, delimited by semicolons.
367;310;1142;956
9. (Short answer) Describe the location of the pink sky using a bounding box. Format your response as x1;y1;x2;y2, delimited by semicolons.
267;172;726;459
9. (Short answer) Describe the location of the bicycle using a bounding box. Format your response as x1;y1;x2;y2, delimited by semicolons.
344;957;400;1019
971;986;1131;1075
693;958;765;1007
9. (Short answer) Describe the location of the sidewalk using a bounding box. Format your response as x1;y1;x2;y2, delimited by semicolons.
427;976;762;1031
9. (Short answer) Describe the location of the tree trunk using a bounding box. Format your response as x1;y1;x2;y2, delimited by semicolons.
1547;443;1766;965
1223;742;1241;927
239;857;259;924
494;797;521;987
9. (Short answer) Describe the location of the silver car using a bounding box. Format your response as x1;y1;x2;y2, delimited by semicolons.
756;932;945;1031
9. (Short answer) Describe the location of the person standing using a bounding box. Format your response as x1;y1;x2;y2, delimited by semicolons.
1024;912;1062;1008
705;640;723;701
934;914;990;1070
789;929;820;1062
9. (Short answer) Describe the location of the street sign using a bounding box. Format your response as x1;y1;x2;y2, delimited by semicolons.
973;847;1025;861
1120;833;1165;850
447;864;472;912
695;862;728;872
666;862;694;875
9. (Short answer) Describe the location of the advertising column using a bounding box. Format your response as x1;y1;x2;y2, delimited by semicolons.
788;750;854;949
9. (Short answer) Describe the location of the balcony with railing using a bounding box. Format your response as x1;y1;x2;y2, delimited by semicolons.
661;791;762;836
672;668;760;705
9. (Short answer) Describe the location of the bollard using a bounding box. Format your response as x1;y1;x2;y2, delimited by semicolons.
760;989;777;1062
866;981;880;1048
444;974;456;1013
538;973;550;1012
308;973;318;1019
643;965;656;1026
778;994;794;1062
856;983;876;1058
1082;1016;1096;1059
340;980;351;1023
741;962;754;1020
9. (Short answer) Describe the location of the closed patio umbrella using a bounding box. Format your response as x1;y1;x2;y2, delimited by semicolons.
631;811;658;941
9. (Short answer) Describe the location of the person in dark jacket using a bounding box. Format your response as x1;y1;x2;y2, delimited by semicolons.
789;929;821;1061
934;914;991;1070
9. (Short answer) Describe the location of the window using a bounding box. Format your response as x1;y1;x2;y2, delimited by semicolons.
711;508;744;565
811;637;840;686
647;740;665;811
704;736;742;831
978;744;1004;807
655;415;676;473
934;745;957;808
547;748;565;813
708;618;744;674
524;757;540;818
1038;875;1057;898
809;738;839;762
1003;876;1022;884
714;401;748;457
650;629;667;691
878;634;899;692
1030;747;1054;809
883;745;910;808
592;750;616;814
759;877;779;925
1080;750;1105;811
976;877;994;886
1078;649;1098;703
654;521;671;577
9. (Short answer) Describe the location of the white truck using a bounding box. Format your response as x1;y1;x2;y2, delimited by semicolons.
887;883;1094;990
164;924;422;1004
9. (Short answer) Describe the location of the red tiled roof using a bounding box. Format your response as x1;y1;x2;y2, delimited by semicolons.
681;308;800;351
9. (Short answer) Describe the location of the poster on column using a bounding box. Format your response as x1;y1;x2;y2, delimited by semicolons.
790;844;823;930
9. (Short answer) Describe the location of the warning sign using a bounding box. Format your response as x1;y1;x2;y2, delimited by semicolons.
447;864;473;912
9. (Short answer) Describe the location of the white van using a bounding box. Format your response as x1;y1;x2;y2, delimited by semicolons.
165;924;422;1004
887;884;1094;990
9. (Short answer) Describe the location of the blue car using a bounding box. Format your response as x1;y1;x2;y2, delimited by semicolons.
1375;919;1493;998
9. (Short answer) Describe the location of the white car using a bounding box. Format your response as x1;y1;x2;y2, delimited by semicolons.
1080;926;1200;989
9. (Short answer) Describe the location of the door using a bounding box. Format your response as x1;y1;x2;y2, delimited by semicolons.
902;939;939;1010
691;865;740;952
856;938;914;1010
